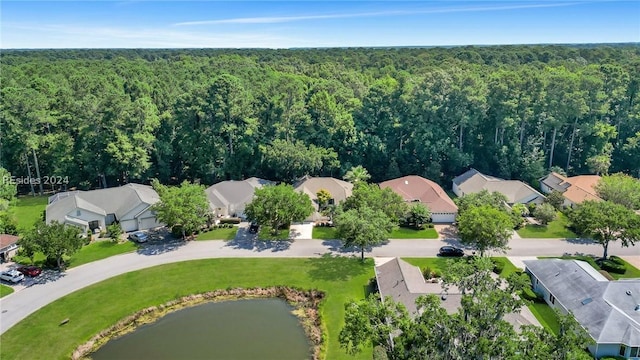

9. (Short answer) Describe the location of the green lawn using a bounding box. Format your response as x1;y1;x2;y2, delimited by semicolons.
312;226;439;240
390;227;439;239
68;241;139;268
11;195;48;233
196;227;238;241
313;226;338;239
258;227;290;241
528;302;560;335
517;212;577;238
0;257;374;360
0;284;14;298
404;256;517;278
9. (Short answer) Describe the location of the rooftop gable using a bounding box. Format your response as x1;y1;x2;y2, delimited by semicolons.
293;176;353;202
379;175;458;213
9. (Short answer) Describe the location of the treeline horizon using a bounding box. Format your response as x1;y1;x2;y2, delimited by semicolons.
1;45;639;193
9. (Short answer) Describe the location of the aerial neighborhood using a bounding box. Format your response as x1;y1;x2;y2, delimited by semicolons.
1;44;640;360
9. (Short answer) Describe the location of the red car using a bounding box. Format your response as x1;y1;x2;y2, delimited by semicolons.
17;266;42;277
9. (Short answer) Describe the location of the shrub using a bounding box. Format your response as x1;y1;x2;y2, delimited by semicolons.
492;259;505;274
521;287;540;302
609;255;624;265
599;259;626;274
171;225;183;238
219;217;242;224
373;346;389;360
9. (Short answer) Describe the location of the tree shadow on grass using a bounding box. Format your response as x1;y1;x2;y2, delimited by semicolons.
225;227;292;252
306;253;371;282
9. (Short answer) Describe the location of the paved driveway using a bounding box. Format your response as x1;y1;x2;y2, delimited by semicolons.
1;237;638;334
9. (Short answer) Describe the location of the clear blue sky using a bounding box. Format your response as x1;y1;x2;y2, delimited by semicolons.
1;1;639;48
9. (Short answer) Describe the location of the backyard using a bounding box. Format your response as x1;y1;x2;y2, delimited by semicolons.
11;195;48;233
0;257;375;360
517;212;577;238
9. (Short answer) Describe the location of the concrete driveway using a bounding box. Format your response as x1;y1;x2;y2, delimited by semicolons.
289;223;313;240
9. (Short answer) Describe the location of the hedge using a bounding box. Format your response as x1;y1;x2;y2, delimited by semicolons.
599;259;626;274
219;217;242;224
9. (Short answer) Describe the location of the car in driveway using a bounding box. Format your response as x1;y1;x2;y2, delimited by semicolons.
1;269;25;283
17;265;42;277
438;246;465;257
128;231;149;243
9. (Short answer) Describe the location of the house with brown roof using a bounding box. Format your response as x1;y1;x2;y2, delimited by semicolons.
294;176;353;221
539;172;602;207
0;234;19;262
379;175;458;223
452;168;545;205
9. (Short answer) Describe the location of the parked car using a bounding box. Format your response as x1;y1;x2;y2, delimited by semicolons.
438;246;465;257
128;231;149;243
0;269;25;283
17;265;42;277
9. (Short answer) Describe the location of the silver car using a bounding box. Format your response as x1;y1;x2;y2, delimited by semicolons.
128;231;149;243
0;269;25;283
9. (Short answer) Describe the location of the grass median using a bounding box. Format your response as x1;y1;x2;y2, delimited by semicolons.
0;284;14;298
312;226;439;240
0;257;375;360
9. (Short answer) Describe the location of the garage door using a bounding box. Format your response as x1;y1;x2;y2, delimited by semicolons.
120;219;138;232
139;217;161;230
431;213;456;223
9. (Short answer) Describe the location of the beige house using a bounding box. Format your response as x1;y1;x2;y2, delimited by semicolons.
293;176;353;221
539;172;602;207
205;177;274;219
46;183;164;233
452;168;545;205
0;234;19;262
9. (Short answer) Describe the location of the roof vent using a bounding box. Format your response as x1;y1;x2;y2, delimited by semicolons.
581;298;593;306
404;180;409;185
626;290;633;296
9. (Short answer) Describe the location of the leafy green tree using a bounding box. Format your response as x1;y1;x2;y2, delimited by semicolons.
511;203;530;217
455;189;510;215
406;203;431;229
0;167;17;211
20;221;83;269
151;180;210;239
342;165;371;184
342;182;408;223
457;205;513;256
315;189;332;212
595;173;640;210
259;139;339;182
334;206;394;261
107;223;123;243
568;200;640;259
545;190;566;210
533;203;557;225
245;184;313;235
0;212;19;235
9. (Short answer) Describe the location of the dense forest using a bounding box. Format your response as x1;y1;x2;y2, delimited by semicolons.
1;45;639;192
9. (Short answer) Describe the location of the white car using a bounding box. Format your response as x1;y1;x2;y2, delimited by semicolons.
0;269;25;283
128;231;149;243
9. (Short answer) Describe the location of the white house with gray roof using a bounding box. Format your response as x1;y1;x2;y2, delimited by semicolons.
46;183;163;233
205;177;274;219
452;168;545;205
524;259;640;359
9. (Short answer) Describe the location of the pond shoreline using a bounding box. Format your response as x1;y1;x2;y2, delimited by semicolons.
73;287;325;360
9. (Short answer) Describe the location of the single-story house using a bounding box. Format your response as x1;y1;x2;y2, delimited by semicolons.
46;183;164;233
452;168;545;205
379;175;458;223
205;177;274;219
375;257;538;328
524;259;640;359
293;176;353;221
0;234;19;262
539;172;602;207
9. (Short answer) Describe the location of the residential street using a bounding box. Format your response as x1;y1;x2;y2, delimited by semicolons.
1;235;638;335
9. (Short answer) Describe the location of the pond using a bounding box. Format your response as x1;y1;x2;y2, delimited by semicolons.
91;298;312;360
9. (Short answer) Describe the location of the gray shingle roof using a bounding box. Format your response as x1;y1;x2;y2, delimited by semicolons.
205;177;274;213
46;183;159;223
524;259;640;346
453;168;544;204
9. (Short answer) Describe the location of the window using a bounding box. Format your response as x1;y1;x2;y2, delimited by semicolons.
76;210;81;216
619;344;626;356
328;198;335;205
631;347;640;357
549;293;555;305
